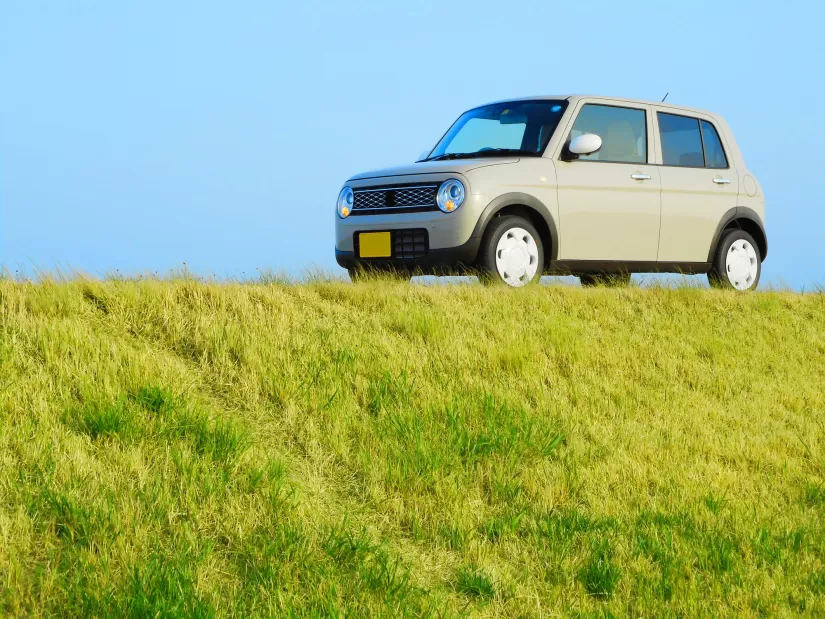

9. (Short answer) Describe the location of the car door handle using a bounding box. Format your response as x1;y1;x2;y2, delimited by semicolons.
712;178;731;184
631;173;651;180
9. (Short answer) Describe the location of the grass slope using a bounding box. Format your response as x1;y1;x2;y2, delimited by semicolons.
1;278;824;617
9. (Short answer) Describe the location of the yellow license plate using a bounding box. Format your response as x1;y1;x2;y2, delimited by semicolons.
358;232;392;258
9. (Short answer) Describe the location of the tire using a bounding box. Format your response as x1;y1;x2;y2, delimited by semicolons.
348;266;411;283
478;215;544;287
708;229;761;291
579;273;632;287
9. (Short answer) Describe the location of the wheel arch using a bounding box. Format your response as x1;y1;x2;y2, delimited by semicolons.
707;207;768;262
472;193;559;267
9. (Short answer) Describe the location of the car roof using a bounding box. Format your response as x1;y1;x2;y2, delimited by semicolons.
478;95;718;118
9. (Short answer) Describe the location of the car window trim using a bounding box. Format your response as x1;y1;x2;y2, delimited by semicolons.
656;111;731;170
560;102;649;165
698;119;730;170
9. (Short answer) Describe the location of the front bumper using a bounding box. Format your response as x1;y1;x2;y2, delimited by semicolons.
335;191;489;272
335;236;481;273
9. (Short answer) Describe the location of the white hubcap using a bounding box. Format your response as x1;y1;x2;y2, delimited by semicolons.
725;239;758;290
495;227;539;287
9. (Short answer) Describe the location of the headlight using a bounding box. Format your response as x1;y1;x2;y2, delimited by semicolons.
437;179;465;213
337;187;354;218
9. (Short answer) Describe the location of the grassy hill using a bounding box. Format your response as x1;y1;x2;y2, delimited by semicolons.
1;277;824;617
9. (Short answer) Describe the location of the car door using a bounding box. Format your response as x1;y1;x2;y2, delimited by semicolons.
554;101;661;262
655;111;739;263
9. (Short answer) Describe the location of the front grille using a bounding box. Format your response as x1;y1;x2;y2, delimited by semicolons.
352;184;438;214
354;229;429;260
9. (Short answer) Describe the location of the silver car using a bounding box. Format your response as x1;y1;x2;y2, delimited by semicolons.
335;95;766;290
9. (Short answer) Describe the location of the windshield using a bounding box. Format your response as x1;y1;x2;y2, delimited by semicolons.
425;100;569;161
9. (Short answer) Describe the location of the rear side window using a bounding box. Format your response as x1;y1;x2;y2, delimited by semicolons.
701;120;728;168
569;104;647;163
658;113;730;168
658;113;704;167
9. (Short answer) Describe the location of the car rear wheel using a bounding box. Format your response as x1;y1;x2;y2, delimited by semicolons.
478;215;544;287
579;273;632;287
708;229;761;291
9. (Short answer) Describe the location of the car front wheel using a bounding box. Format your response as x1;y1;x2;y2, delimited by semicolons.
708;229;761;291
478;215;544;287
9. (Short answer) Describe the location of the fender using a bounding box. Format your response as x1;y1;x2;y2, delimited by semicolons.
468;192;561;261
706;207;768;262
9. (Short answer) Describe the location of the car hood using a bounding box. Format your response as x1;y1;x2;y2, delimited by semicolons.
347;158;519;182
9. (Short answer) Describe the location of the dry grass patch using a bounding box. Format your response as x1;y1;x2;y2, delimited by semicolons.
0;277;824;616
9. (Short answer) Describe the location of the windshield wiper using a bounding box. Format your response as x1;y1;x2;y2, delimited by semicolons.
426;148;534;162
474;148;535;157
425;153;473;161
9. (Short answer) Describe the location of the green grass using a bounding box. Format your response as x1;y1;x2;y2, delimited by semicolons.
1;276;824;616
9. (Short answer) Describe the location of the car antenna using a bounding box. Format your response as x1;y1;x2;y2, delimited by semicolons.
661;92;669;102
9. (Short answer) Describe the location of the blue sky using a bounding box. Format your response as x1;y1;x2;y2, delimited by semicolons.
1;0;822;287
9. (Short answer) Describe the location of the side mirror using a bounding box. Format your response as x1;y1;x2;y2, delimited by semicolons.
418;150;432;162
569;133;602;156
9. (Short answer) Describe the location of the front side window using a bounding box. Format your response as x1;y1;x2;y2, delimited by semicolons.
701;120;728;168
426;100;568;161
568;104;647;163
